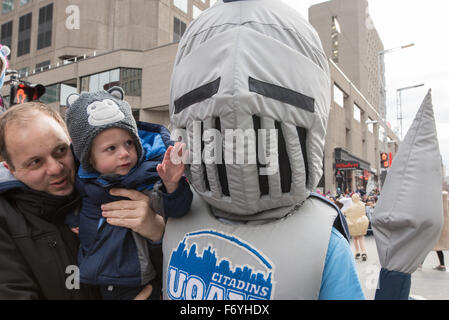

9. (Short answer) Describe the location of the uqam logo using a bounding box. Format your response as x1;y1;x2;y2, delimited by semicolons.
167;230;274;300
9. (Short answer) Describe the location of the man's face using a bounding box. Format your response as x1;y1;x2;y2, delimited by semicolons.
5;114;76;196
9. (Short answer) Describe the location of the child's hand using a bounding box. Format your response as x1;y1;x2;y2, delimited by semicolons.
71;227;79;235
157;142;188;194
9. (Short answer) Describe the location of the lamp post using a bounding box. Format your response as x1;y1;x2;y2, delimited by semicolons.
377;43;415;122
396;83;425;140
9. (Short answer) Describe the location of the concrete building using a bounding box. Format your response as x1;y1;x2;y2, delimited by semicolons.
2;42;179;127
1;0;211;75
0;0;399;195
324;59;398;194
309;0;385;118
0;0;213;125
309;0;401;194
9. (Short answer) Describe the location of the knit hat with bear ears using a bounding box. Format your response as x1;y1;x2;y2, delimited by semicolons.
65;87;143;173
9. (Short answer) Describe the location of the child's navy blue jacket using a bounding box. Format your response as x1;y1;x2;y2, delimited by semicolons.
66;121;193;287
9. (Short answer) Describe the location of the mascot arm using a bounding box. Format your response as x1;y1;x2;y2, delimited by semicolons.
148;176;193;219
372;91;443;300
374;269;411;300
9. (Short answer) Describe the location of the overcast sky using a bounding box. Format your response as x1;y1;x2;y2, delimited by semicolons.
281;0;449;176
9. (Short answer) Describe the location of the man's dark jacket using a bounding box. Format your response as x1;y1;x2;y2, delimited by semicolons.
0;166;100;299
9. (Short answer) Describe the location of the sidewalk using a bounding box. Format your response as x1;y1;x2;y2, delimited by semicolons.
353;235;449;300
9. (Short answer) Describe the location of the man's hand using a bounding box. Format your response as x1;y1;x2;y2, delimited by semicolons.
157;142;188;194
134;283;153;300
101;188;165;242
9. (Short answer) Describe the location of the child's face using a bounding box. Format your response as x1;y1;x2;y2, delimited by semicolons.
90;128;138;175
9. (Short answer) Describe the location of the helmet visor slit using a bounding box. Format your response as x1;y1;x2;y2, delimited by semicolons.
296;126;309;186
200;121;211;191
253;115;269;196
275;121;292;193
215;117;230;196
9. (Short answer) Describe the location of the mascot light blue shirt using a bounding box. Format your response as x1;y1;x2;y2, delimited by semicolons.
320;228;365;300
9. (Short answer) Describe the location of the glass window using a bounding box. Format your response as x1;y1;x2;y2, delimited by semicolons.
40;83;60;104
99;71;110;91
331;16;340;63
173;17;186;42
193;5;202;19
332;16;341;33
333;84;345;108
120;68;142;96
60;83;77;106
80;68;140;96
18;12;32;57
353;103;361;122
89;73;99;92
0;21;12;56
35;60;50;73
174;0;188;14
80;76;89;92
110;69;120;83
17;67;29;78
104;71;119;91
2;0;13;14
20;0;31;6
37;3;53;50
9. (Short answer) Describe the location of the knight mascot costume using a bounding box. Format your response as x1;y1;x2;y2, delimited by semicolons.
163;0;363;300
162;0;443;300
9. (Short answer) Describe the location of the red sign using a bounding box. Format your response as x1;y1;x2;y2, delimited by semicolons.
335;161;359;170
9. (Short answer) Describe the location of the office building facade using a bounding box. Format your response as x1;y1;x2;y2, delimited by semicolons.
309;0;385;116
1;0;399;195
0;0;213;125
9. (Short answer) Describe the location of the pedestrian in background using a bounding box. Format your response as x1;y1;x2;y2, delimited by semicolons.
432;191;449;271
343;193;370;261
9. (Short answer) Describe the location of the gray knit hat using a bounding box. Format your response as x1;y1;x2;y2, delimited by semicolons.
65;86;143;172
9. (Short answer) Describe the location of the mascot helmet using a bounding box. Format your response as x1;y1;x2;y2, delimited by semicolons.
169;0;331;216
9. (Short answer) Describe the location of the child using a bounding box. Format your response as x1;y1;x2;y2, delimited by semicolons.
65;87;192;300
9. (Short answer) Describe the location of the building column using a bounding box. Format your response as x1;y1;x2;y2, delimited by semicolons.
141;109;170;128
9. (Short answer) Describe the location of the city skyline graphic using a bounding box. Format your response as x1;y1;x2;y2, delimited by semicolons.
167;231;274;300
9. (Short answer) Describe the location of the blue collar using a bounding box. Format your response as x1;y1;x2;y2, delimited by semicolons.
0;164;26;193
77;127;167;184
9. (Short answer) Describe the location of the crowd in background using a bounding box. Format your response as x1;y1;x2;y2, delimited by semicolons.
318;187;448;271
317;187;379;232
316;187;380;261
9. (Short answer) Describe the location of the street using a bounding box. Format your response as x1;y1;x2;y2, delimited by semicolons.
354;235;449;300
